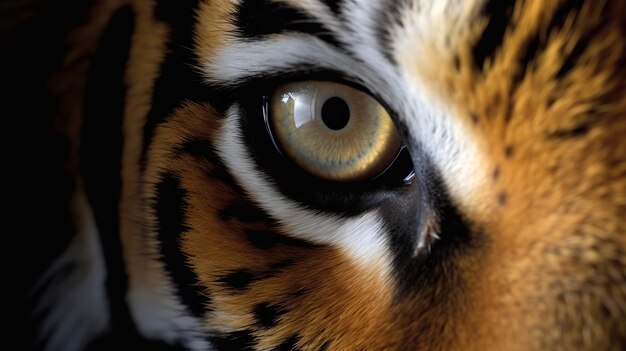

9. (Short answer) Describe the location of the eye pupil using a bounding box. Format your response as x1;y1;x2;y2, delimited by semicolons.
321;96;350;131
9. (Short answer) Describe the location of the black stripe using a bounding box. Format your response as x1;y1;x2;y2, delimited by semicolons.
555;35;589;79
319;341;331;351
511;32;540;89
180;138;319;245
377;0;412;65
554;0;607;81
289;285;309;298
210;329;256;351
217;260;297;293
140;0;208;170
177;138;219;160
179;139;317;249
275;334;301;351
245;230;316;250
545;124;590;139
512;0;587;87
81;5;136;335
320;0;343;15
234;0;340;47
217;269;257;292
154;173;211;317
472;0;518;70
547;0;586;36
178;139;247;197
253;302;285;328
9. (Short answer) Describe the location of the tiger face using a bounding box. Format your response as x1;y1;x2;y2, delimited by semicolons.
14;0;626;350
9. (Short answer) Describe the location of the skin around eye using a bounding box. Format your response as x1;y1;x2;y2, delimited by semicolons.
269;81;402;182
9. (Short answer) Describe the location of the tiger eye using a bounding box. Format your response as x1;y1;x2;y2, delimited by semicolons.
269;81;402;182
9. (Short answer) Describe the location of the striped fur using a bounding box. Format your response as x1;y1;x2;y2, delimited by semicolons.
7;0;626;350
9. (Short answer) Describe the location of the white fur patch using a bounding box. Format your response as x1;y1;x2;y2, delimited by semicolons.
390;0;488;204
216;107;391;271
127;278;211;350
30;189;109;351
202;34;373;88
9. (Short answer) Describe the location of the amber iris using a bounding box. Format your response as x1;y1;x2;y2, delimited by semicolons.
269;81;401;182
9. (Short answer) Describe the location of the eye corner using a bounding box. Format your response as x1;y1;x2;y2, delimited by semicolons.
370;146;416;187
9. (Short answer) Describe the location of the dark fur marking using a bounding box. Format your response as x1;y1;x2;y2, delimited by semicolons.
274;334;301;351
178;138;219;160
155;173;210;317
289;285;309;298
470;112;479;124
504;145;514;159
548;0;586;35
503;100;514;123
512;0;586;88
217;260;297;292
511;30;540;89
453;55;461;71
234;0;340;47
179;139;247;196
259;259;298;281
253;302;285;328
82;5;136;332
473;0;517;70
269;259;297;271
320;0;343;15
556;35;590;79
492;166;500;181
205;169;247;197
498;192;508;206
246;230;316;250
319;341;331;351
546;124;590;139
141;0;210;170
219;204;271;223
549;162;562;174
376;0;412;65
218;269;257;291
211;330;256;351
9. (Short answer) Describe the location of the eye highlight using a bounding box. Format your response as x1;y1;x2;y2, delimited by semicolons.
267;81;402;182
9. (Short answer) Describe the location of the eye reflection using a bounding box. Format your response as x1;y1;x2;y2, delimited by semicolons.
268;81;402;183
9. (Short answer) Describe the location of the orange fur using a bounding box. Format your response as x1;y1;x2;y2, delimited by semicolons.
47;0;626;349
